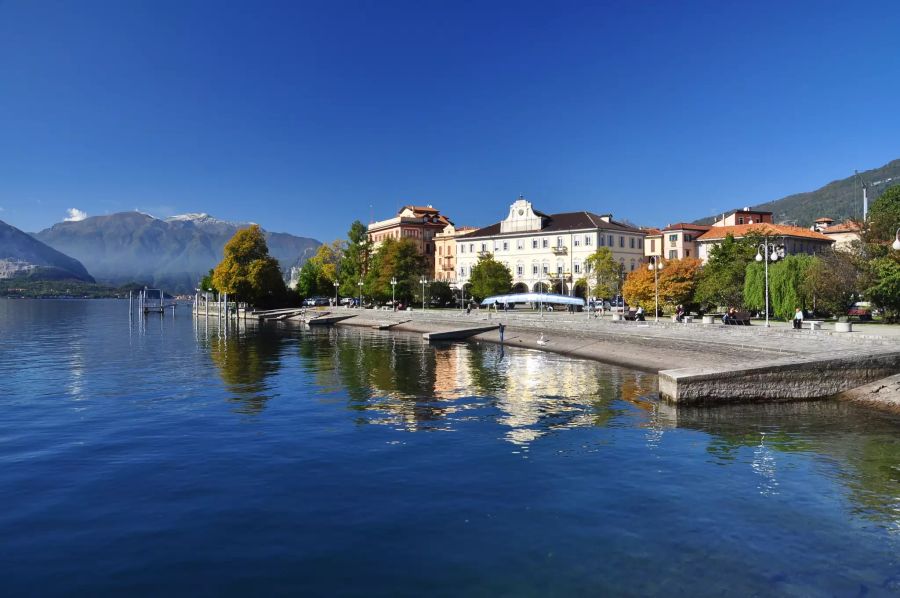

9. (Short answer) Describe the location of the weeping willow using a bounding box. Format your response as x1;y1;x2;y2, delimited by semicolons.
744;255;816;320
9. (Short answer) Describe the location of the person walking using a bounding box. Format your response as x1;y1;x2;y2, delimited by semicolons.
793;307;804;330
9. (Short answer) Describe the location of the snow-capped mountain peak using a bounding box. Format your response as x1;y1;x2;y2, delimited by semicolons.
165;213;255;228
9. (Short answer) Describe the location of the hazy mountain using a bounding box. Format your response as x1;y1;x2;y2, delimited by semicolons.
696;158;900;226
34;212;320;293
0;219;94;282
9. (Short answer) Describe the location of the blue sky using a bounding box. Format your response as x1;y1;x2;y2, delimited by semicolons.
1;0;899;240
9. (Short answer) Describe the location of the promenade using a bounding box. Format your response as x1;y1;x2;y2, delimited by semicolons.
331;307;900;406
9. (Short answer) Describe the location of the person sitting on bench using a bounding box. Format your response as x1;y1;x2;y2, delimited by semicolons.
792;307;804;330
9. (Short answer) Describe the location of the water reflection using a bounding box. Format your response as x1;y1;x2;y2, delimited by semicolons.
204;323;285;414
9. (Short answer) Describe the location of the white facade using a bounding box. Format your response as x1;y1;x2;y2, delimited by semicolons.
454;198;646;295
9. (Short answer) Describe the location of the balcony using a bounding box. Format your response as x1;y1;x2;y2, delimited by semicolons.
551;246;568;255
477;250;493;258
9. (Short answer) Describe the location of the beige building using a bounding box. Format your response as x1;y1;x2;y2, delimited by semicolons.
812;217;862;251
642;228;663;258
696;223;834;264
454;197;646;297
657;223;711;260
433;223;477;283
367;205;452;271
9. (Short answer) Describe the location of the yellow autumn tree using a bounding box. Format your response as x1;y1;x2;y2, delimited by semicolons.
623;258;702;312
212;225;287;307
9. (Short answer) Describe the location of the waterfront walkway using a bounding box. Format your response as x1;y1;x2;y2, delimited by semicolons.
329;308;900;406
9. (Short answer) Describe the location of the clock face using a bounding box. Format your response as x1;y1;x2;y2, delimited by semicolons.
518;209;524;216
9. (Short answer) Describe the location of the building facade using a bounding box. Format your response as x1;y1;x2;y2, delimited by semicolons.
812;218;862;251
657;223;711;260
712;207;774;227
454;198;646;296
367;205;451;271
696;223;834;264
433;223;477;283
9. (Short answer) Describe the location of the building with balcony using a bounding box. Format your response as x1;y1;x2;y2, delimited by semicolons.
454;197;646;296
367;205;452;271
433;223;478;283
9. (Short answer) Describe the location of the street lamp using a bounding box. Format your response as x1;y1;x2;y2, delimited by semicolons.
333;281;339;307
755;237;782;327
892;227;900;251
647;256;664;322
419;277;428;310
357;280;364;308
390;277;397;311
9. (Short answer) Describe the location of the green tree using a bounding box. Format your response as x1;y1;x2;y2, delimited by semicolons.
199;268;217;293
427;280;454;307
804;250;860;316
365;237;426;303
583;247;621;299
861;185;900;320
212;225;287;307
695;233;760;310
866;258;900;321
468;255;512;301
865;185;900;255
295;259;330;299
339;221;371;297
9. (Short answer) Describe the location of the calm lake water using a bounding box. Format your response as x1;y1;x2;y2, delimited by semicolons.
1;299;899;596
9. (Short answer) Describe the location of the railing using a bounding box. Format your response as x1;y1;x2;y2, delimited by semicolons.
551;246;568;255
477;250;493;257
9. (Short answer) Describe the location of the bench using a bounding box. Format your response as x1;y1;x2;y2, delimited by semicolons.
723;311;752;326
802;320;823;331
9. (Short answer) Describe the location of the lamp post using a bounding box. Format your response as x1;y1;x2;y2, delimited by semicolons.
419;277;428;310
333;281;339;307
755;237;781;327
357;280;363;309
647;256;664;322
390;277;397;311
539;268;544;318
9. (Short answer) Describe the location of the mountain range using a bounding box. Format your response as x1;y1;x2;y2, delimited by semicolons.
696;158;900;226
0;219;94;282
33;212;320;293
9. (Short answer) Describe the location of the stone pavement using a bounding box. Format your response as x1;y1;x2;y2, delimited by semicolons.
334;307;900;404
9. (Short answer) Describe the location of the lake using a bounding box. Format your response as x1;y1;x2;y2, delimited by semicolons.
1;299;899;596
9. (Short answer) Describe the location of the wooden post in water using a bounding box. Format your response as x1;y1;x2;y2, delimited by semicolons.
224;293;228;327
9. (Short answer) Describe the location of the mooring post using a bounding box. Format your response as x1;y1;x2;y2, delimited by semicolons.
224;293;228;327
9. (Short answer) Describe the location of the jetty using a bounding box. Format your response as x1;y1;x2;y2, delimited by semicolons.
329;308;900;406
131;288;177;315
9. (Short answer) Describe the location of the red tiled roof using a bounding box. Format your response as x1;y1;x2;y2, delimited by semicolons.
822;221;861;234
697;223;834;242
402;205;440;214
663;222;712;232
642;228;662;236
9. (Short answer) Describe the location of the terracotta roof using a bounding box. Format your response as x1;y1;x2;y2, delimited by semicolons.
663;222;712;232
814;217;835;223
641;228;662;236
402;205;440;214
822;221;861;234
459;211;643;240
697;223;834;242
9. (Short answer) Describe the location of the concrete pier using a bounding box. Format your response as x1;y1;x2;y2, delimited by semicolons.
328;309;900;404
422;325;499;341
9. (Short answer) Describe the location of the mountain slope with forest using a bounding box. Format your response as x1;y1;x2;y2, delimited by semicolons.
34;212;319;293
0;219;95;282
696;158;900;226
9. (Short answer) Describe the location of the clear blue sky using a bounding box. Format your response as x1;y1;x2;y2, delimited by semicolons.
2;0;899;240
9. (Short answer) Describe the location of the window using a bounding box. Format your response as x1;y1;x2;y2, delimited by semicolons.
542;239;549;248
503;241;508;251
599;235;605;246
460;266;466;276
469;243;474;253
481;243;487;252
630;238;635;249
738;217;745;225
619;236;624;248
532;239;538;249
459;245;464;253
517;240;523;250
574;237;581;247
668;250;677;259
574;263;581;274
556;236;563;248
517;265;523;276
608;235;614;246
532;265;539;275
685;249;691;257
543;265;549;274
685;235;692;242
638;238;643;249
557;265;563;275
585;235;592;246
438;246;443;255
630;260;636;271
650;239;655;251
